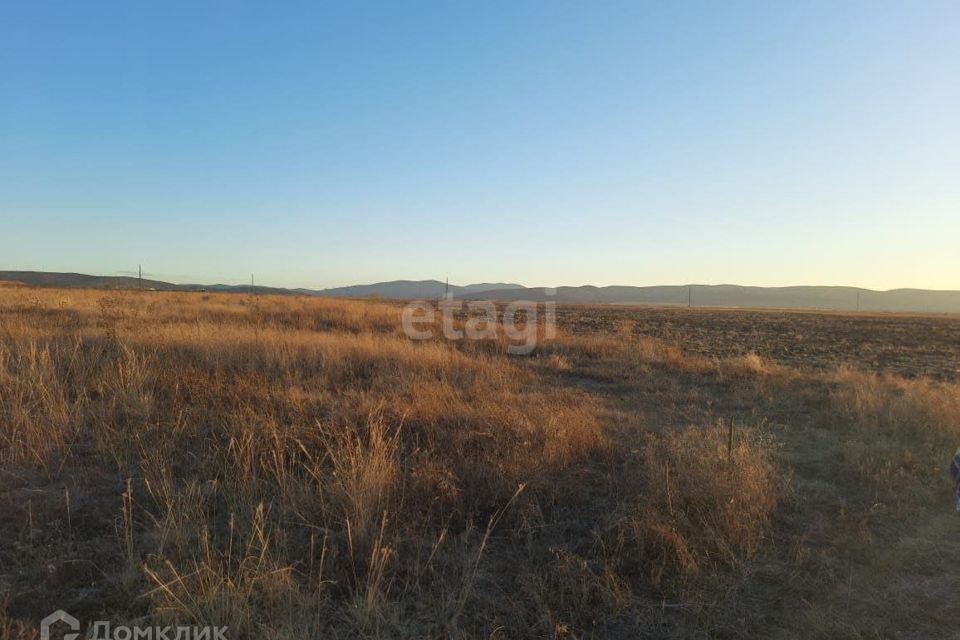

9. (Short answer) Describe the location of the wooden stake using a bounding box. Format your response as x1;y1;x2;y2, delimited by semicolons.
727;419;734;460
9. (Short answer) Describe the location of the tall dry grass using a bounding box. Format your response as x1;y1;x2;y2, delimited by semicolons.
8;287;954;637
0;289;616;637
607;422;781;585
831;367;960;502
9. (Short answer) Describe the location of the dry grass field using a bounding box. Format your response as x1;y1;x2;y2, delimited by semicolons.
2;288;959;638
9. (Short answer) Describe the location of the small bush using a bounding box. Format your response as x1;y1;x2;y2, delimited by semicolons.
832;368;960;492
609;422;781;584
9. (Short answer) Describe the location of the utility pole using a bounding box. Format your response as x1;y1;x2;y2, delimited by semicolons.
688;285;692;308
444;277;449;300
138;264;142;290
251;274;255;288
856;290;861;312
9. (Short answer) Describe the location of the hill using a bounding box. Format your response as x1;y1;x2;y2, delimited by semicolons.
3;271;959;313
315;280;523;299
0;271;296;296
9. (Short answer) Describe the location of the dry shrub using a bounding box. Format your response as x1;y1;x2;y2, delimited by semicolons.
0;340;77;466
0;334;163;469
542;353;571;372
609;423;780;584
408;458;460;507
144;503;302;636
518;548;628;636
633;336;692;369
724;352;778;377
320;413;401;551
89;343;157;467
832;368;960;491
538;402;606;468
544;332;706;377
833;368;960;441
546;333;627;361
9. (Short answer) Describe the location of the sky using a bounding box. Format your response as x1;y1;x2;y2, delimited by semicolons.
1;1;958;290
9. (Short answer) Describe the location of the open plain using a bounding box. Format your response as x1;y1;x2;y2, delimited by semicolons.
556;305;960;380
1;288;959;638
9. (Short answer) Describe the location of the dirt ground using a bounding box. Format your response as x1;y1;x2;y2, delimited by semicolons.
557;305;960;380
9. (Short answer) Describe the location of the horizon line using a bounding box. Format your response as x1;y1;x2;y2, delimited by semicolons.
2;269;959;294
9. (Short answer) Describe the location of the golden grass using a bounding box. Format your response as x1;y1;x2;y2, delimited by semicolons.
608;422;781;585
2;287;958;638
831;367;960;502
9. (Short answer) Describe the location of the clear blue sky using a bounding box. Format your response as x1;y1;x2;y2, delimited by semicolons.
2;1;958;290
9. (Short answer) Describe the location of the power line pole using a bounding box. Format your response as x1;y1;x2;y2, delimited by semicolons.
688;285;692;308
444;276;449;300
138;264;142;290
856;290;861;312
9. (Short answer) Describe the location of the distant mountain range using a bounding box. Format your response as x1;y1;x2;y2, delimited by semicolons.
0;271;286;295
2;271;959;313
455;284;960;314
317;280;523;299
